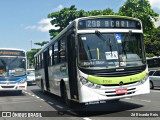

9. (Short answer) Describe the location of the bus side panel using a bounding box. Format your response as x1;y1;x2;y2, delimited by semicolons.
48;63;69;97
35;68;45;89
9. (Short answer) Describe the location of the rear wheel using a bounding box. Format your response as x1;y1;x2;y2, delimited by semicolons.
150;81;154;89
17;90;22;94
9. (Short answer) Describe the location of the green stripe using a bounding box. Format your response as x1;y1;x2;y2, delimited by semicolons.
87;71;146;85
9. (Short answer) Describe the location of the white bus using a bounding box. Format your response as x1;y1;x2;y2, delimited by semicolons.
35;15;149;106
0;48;27;93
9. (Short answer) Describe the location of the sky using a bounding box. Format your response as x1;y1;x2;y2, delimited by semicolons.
0;0;160;51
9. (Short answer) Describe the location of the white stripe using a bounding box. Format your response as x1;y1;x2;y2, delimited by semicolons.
48;102;54;105
140;99;151;102
66;110;77;115
124;98;131;99
55;105;63;109
83;117;92;120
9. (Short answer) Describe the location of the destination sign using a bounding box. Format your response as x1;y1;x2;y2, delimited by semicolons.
0;50;25;56
78;18;141;29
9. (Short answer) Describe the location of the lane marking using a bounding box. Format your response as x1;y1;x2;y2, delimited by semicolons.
83;117;92;120
66;110;77;115
124;98;131;99
56;105;63;109
48;101;54;105
36;96;40;99
140;99;151;103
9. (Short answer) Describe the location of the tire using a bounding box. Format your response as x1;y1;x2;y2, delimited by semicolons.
150;81;154;89
60;82;70;106
41;80;47;94
17;90;22;95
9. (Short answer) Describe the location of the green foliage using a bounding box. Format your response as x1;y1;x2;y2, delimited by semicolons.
145;53;154;57
144;27;160;56
48;5;89;39
48;5;115;39
118;0;159;34
34;41;49;48
27;48;41;68
88;8;115;16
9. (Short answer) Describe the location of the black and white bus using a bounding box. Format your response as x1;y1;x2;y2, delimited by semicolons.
35;15;149;106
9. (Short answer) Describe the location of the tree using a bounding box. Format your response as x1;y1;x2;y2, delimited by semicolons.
48;5;88;39
144;27;160;56
48;5;115;39
119;0;159;56
119;0;159;34
88;8;115;16
34;41;49;48
27;48;41;68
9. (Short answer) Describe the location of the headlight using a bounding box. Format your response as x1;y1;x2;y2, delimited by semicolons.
19;78;27;84
139;75;148;84
80;77;101;89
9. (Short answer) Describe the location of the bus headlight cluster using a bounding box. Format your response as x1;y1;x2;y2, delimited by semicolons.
80;77;101;89
139;75;148;84
19;78;27;84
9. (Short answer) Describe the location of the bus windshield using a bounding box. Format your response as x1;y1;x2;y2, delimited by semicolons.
0;57;26;77
78;33;145;69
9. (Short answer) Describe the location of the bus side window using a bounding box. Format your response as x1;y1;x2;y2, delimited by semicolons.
49;46;52;66
54;42;58;64
60;38;66;63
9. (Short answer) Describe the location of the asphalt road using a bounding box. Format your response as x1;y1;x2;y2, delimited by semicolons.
0;85;160;120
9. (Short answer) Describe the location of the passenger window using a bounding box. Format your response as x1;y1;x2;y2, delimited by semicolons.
154;71;160;76
54;42;59;64
49;46;52;66
59;38;66;63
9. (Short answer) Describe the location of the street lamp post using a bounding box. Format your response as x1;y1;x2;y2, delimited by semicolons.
30;40;32;50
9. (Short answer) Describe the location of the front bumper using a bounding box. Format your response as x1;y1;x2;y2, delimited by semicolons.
0;82;27;91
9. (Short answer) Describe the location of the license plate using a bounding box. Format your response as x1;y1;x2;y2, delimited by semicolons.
116;88;127;94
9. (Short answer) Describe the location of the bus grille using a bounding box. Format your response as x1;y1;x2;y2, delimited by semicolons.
105;88;136;97
79;65;146;77
1;86;15;88
102;81;137;86
92;70;143;77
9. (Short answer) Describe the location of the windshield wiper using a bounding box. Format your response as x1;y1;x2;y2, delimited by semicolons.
87;45;93;60
122;30;132;59
95;30;113;56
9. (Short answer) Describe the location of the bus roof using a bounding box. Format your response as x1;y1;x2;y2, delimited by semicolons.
34;15;141;57
0;48;26;52
74;15;141;22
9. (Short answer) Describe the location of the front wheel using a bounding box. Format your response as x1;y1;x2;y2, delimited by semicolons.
60;83;70;106
150;81;154;89
17;90;22;95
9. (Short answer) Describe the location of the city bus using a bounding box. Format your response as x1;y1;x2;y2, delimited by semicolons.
35;15;150;106
0;48;27;93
